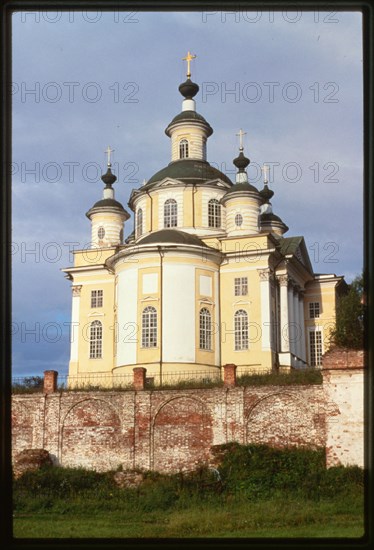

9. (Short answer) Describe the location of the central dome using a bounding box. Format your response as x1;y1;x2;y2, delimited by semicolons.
145;159;233;187
138;229;210;247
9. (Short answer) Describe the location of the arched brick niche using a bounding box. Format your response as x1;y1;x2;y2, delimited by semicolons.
245;392;323;448
152;396;213;472
61;399;128;471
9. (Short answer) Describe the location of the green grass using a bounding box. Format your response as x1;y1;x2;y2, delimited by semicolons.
13;497;365;538
237;368;323;386
13;444;364;539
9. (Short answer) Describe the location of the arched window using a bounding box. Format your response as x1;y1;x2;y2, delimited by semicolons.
142;306;157;348
199;308;212;350
98;226;105;240
164;198;178;228
208;199;221;228
179;139;189;159
90;320;102;359
119;228;124;243
234;310;248;351
136;208;143;237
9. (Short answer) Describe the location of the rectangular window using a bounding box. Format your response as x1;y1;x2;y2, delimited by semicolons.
91;290;103;308
309;330;323;367
234;277;248;296
309;302;320;318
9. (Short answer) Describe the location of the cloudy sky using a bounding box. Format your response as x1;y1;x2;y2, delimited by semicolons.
11;9;363;377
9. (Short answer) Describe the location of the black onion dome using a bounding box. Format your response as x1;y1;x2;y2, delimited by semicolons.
260;212;289;232
165;110;213;137
91;198;126;211
223;181;259;199
178;78;199;99
86;196;129;220
259;184;274;204
101;167;117;187
138;229;209;247
233;151;250;171
261;212;282;223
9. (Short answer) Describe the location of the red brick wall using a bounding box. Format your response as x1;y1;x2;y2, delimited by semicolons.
12;384;328;473
11;350;364;472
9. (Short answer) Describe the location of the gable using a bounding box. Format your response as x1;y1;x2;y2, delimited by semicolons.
279;236;313;274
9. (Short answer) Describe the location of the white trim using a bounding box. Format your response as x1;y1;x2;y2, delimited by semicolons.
199;298;215;305
70;295;80;362
72;279;113;285
220;265;268;273
232;300;251;306
259;274;272;350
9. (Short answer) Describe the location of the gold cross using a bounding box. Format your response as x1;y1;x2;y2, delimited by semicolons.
105;145;114;166
236;129;247;150
261;164;269;183
182;51;196;78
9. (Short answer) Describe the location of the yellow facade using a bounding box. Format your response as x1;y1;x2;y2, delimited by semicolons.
63;68;345;387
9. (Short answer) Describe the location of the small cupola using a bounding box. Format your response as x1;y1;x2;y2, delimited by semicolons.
259;165;288;236
221;131;261;235
86;147;130;248
165;52;213;162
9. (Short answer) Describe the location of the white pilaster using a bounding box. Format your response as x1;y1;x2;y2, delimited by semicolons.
258;269;272;350
287;282;294;354
293;287;301;360
278;275;290;352
299;292;306;362
70;285;82;362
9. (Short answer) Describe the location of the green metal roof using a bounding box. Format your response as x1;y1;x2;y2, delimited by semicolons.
261;212;287;225
146;159;233;186
90;198;126;211
165;110;213;136
278;236;303;255
224;181;259;196
138;229;210;247
277;236;313;274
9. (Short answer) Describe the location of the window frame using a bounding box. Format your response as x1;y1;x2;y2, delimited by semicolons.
89;320;103;359
234;277;248;296
163;198;178;228
91;289;103;308
199;307;212;350
208;198;221;228
141;306;158;348
234;309;249;351
308;328;323;367
235;213;243;227
179;139;189;159
309;302;320;319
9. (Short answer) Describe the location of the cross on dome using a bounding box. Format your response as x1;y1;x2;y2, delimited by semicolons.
262;164;269;184
236;128;247;151
182;51;196;78
105;145;115;167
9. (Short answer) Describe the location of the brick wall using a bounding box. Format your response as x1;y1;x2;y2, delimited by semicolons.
322;348;364;468
12;351;364;472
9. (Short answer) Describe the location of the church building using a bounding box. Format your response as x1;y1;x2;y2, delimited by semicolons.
62;53;346;387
